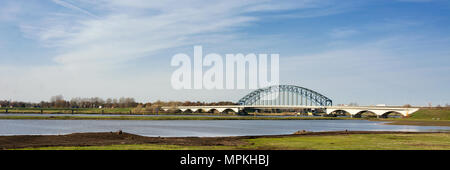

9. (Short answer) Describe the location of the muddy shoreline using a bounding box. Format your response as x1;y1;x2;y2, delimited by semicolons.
1;131;447;150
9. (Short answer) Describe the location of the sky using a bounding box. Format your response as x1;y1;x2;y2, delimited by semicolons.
0;0;449;106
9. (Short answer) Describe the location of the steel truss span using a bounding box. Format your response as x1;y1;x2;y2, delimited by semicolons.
238;85;332;106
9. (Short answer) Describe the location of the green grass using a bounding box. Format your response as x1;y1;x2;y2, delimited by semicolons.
243;133;450;150
408;108;450;120
0;107;134;114
0;115;348;120
16;133;450;150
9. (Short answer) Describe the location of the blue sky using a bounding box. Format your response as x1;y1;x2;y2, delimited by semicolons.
0;0;449;106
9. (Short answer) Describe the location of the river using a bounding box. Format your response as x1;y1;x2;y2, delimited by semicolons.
0;119;448;137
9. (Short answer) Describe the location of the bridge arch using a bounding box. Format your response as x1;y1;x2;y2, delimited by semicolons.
179;108;191;113
238;85;332;106
171;108;182;113
355;110;377;117
328;110;351;116
222;108;238;114
382;111;404;118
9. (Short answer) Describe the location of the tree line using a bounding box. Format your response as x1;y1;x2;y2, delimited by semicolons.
0;95;236;108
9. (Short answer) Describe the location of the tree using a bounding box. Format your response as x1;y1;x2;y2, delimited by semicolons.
50;95;66;108
106;98;113;108
132;104;145;114
145;104;161;114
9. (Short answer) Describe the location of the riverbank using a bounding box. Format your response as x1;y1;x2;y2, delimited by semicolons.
0;115;349;120
3;131;449;150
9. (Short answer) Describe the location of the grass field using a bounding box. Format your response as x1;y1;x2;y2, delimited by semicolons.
0;115;346;120
408;108;450;120
16;133;450;150
0;107;134;114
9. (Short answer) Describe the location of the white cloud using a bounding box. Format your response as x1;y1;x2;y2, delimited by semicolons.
18;0;352;70
23;1;274;69
5;0;350;102
9;0;441;105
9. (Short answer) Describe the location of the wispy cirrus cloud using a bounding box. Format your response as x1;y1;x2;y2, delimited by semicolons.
21;0;351;69
3;0;448;105
4;0;356;102
51;0;97;17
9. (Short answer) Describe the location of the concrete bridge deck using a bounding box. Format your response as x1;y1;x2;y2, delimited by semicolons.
162;105;420;117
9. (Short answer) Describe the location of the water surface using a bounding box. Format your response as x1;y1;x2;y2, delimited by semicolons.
0;119;448;137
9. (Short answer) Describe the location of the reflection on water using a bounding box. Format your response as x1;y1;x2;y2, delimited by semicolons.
0;119;448;137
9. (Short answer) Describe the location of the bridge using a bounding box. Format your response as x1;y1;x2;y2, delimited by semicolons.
162;85;419;117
